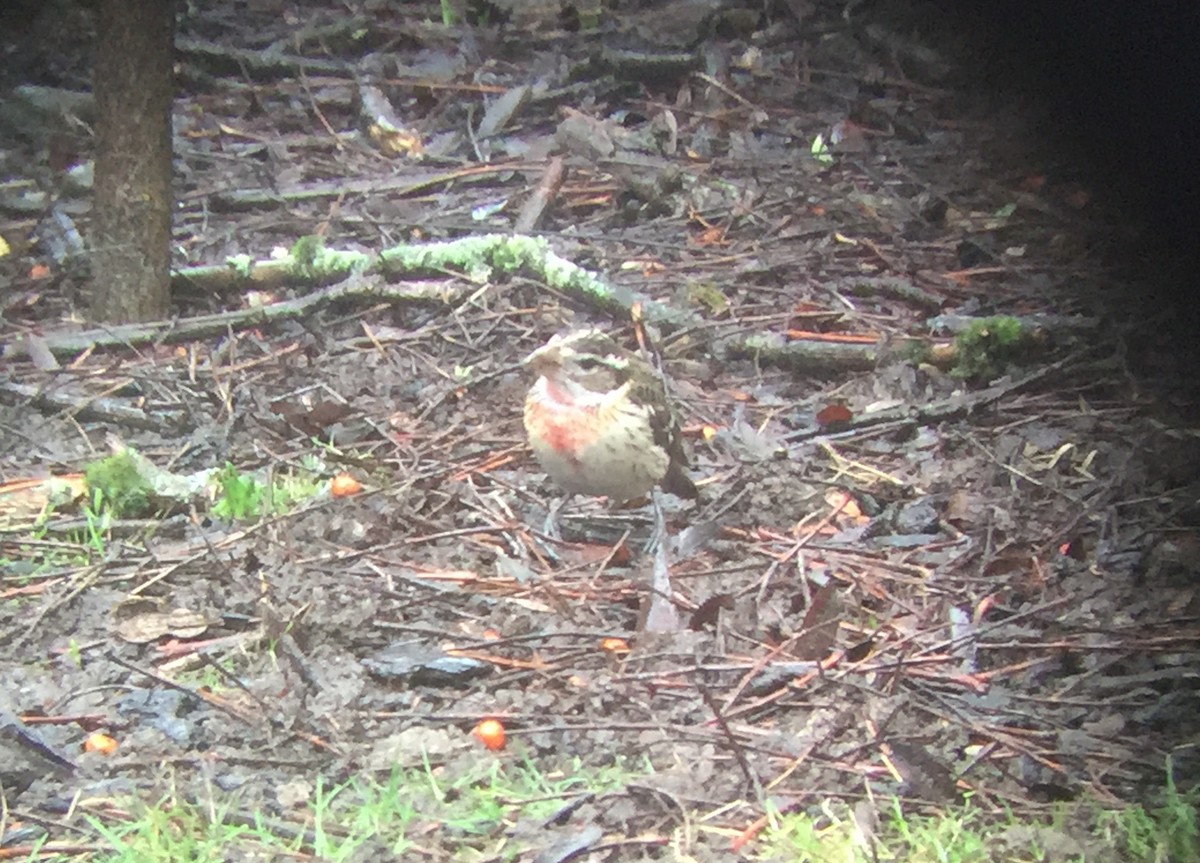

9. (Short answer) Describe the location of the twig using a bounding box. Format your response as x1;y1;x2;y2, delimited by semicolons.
698;685;766;805
514;156;565;232
783;350;1088;442
0;380;179;433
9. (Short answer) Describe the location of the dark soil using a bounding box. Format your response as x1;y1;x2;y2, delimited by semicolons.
2;0;1199;859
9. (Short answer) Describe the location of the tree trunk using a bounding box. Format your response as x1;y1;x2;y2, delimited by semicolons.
90;0;174;323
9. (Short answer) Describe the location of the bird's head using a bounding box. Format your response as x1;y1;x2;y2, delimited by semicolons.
522;329;632;395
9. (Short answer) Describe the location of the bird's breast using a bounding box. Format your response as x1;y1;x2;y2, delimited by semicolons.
523;378;666;499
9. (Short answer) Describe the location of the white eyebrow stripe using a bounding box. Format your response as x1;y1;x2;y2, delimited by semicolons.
567;349;628;369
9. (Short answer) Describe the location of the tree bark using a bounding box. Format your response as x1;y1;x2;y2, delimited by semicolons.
90;0;174;323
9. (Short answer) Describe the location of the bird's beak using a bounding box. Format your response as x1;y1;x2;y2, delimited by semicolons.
523;335;566;374
522;343;557;375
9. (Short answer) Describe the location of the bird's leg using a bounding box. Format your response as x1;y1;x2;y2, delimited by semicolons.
542;494;568;541
644;487;669;555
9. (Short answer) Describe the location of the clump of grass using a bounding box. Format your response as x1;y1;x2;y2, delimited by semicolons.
72;754;648;862
210;463;265;521
1098;762;1200;862
83;452;153;518
209;463;324;521
766;763;1199;863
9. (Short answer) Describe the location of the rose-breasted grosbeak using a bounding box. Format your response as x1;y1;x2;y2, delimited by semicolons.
522;329;698;503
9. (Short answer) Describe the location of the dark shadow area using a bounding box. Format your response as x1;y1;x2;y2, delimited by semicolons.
945;0;1200;386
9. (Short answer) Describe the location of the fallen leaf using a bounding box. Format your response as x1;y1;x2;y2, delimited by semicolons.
815;403;853;428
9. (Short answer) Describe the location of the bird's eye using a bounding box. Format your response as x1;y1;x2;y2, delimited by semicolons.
574;356;604;371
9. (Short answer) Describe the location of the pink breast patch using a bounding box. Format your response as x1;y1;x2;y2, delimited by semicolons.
530;382;599;458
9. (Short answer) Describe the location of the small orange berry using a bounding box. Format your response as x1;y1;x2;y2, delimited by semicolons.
473;719;505;751
84;732;118;755
330;473;362;497
599;637;630;654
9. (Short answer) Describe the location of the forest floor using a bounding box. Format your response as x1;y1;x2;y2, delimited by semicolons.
2;1;1198;860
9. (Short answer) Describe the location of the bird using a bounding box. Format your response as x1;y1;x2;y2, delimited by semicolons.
522;328;698;506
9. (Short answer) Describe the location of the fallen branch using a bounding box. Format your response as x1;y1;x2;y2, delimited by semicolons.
0;379;180;433
4;234;706;360
2;275;456;359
